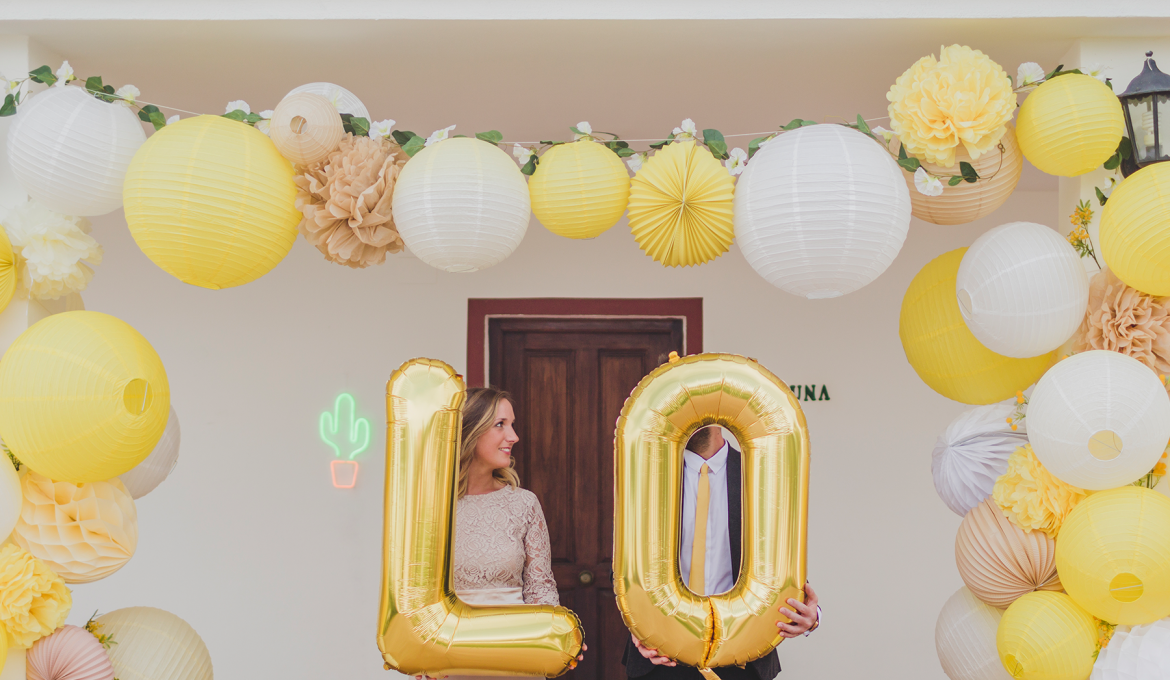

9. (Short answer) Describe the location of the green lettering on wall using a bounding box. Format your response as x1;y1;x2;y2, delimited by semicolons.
819;385;830;401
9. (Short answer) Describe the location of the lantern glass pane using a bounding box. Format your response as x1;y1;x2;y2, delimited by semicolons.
1158;94;1170;161
1128;95;1157;163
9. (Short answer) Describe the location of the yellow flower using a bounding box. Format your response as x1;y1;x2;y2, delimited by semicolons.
886;45;1016;167
993;444;1088;537
0;544;71;648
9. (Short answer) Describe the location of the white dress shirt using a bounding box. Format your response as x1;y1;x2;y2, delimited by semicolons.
679;441;734;596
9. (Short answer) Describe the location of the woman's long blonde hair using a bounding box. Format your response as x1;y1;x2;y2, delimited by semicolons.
457;387;521;499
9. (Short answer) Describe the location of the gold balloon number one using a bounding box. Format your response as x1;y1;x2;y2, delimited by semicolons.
614;353;810;675
377;358;584;677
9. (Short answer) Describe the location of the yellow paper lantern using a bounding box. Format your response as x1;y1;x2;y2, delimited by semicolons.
1100;162;1170;296
0;227;14;316
1016;74;1125;177
996;591;1097;680
529;140;630;239
900;248;1053;404
123;115;300;290
628;140;735;267
1055;487;1170;625
0;311;169;483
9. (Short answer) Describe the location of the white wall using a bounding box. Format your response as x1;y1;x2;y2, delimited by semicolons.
56;186;1054;679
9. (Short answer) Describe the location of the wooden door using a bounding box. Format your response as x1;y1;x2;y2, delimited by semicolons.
489;317;684;680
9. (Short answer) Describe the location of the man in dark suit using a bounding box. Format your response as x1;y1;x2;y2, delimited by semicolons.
622;426;820;680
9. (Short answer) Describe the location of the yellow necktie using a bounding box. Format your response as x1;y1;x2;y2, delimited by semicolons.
689;463;710;596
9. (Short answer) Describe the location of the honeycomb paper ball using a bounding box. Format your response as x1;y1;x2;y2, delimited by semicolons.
97;607;213;680
935;587;1012;680
26;624;114;680
0;311;169;483
1016;74;1126;177
956;499;1062;608
996;591;1098;680
1100;162;1170;296
529;140;630;239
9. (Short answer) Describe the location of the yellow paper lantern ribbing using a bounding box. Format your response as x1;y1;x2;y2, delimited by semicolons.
900;248;1053;404
1100;162;1170;296
1016;74;1125;177
1055;487;1170;625
529;140;630;239
0;311;169;483
123;115;300;290
628;140;735;267
996;591;1097;680
0;227;15;316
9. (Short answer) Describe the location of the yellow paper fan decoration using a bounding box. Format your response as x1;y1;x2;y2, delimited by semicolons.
627;140;735;267
530;140;630;239
0;226;15;315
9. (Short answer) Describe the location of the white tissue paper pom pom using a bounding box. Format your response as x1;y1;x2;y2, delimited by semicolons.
2;200;102;300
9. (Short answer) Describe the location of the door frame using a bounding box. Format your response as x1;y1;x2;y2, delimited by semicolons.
467;298;703;387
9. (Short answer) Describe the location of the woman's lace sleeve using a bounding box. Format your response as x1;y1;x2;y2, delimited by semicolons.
522;494;560;606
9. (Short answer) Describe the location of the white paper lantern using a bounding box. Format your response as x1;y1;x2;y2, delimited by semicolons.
97;607;212;680
936;586;1012;680
933;399;1028;516
734;125;911;299
392;137;530;273
119;405;180;499
1029;350;1170;490
6;86;147;216
1092;618;1170;680
283;82;369;120
0;453;19;543
957;222;1089;358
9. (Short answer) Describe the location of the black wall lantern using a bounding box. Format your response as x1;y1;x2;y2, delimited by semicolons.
1119;51;1170;173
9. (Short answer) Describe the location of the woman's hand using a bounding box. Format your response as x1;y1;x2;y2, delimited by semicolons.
569;643;588;669
777;581;819;638
631;633;677;666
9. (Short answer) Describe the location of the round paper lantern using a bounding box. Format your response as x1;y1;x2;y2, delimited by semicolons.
26;625;115;680
123;115;300;290
0;294;84;361
0;227;15;316
1092;618;1170;679
934;401;1029;516
268;92;344;167
900;248;1054;404
735;124;911;298
1100;162;1170;296
1056;487;1170;625
956;221;1090;358
628;140;734;267
529;140;630;239
0;454;20;543
119;405;180;499
13;471;137;583
957;498;1062;608
6;86;147;216
284;82;369;120
936;587;1012;680
1016;74;1125;177
0;647;22;680
392;137;530;273
97;607;213;680
1028;350;1170;490
997;591;1098;680
0;311;169;483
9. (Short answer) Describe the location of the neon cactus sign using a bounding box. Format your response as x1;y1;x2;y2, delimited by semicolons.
320;393;370;488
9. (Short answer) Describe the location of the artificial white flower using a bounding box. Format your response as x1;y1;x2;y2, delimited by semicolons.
113;84;139;107
2;200;102;300
626;152;647;173
871;125;895;143
425;124;456;147
1016;62;1045;89
913;167;945;197
54;61;73;87
1085;63;1109;83
225;100;250;115
673;118;698;141
252;110;274;135
370;119;396;139
574;121;593;140
725;148;748;176
166;114;180;125
0;73;19;97
512;143;536;164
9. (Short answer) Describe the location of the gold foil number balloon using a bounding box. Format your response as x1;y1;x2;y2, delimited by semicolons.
378;358;584;677
613;353;810;675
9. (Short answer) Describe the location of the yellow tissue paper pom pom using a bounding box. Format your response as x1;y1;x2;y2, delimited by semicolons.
993;444;1088;537
0;544;71;649
886;45;1015;168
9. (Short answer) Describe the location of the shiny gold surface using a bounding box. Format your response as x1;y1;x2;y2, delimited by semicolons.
377;358;584;677
613;353;810;672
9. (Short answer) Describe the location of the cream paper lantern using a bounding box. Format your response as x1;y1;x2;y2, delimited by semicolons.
0;454;19;543
392;137;530;273
119;405;180;499
936;586;1012;680
1028;350;1170;490
734;124;911;299
1092;618;1170;679
933;399;1029;516
97;607;212;680
268;92;344;167
6;86;147;216
956;222;1089;358
283;82;369;120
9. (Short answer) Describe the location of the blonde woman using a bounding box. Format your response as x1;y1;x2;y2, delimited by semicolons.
415;387;585;680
